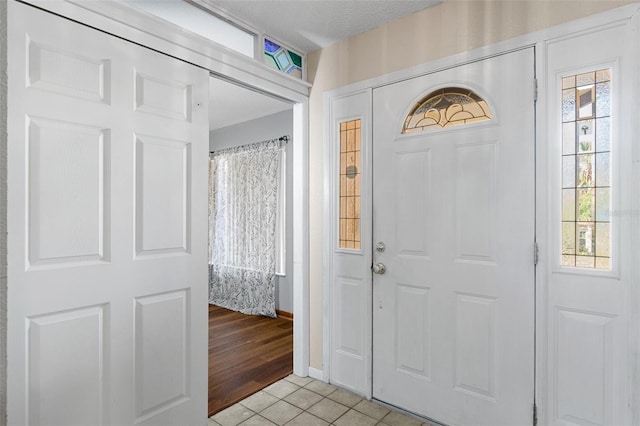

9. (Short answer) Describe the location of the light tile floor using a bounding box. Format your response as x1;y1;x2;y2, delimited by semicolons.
209;375;436;426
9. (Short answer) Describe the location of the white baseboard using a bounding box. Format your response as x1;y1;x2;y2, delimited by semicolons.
308;367;325;382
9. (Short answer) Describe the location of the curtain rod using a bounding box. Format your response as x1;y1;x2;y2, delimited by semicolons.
210;135;289;154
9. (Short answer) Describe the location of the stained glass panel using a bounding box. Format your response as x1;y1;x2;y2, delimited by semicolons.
264;38;303;79
561;68;611;270
339;119;361;250
402;87;491;133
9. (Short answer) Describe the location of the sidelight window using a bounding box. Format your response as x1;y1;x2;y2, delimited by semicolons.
338;119;361;250
561;69;611;269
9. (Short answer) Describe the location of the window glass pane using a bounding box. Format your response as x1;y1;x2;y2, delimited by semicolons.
264;38;303;79
124;0;255;57
562;222;576;255
577;154;594;187
596;69;611;83
596;118;611;152
595;153;610;187
562;122;575;155
562;89;576;122
339;119;361;250
576;85;595;119
562;156;575;188
562;75;576;89
576;222;595;256
596;82;611;117
576;119;594;153
595;188;610;222
595;222;610;257
577;189;594;221
576;71;595;86
402;87;491;133
560;69;611;270
562;189;575;221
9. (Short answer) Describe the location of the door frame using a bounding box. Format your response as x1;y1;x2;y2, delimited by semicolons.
323;4;640;424
0;0;311;417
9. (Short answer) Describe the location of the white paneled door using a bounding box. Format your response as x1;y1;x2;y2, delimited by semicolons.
372;48;535;425
7;2;209;425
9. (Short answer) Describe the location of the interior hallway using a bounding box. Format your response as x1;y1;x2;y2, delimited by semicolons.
209;305;293;416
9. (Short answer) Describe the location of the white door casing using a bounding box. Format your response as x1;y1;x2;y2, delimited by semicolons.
372;49;535;425
7;2;209;425
543;22;633;426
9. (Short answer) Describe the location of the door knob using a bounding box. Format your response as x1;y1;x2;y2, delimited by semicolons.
372;263;386;275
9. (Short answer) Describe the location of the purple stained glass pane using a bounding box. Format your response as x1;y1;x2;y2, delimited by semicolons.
264;39;281;53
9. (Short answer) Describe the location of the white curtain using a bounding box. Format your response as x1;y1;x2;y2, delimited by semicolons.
208;139;284;317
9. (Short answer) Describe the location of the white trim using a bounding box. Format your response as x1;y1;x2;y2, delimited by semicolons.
292;101;310;377
322;90;332;383
322;3;640;425
308;367;325;382
628;9;640;425
534;39;549;426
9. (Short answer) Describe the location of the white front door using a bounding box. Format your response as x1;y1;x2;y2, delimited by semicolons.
7;2;209;425
372;48;535;425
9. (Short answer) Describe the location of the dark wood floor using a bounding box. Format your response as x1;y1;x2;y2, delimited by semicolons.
208;304;293;416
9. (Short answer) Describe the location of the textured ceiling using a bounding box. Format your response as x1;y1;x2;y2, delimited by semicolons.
207;0;443;130
210;0;444;53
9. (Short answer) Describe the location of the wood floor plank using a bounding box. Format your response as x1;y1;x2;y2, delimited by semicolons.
208;304;293;416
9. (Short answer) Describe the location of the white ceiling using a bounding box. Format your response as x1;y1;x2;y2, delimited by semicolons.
209;77;292;130
208;0;443;130
211;0;444;54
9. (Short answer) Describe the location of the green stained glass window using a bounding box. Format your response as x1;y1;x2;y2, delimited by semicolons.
264;38;303;79
561;69;611;270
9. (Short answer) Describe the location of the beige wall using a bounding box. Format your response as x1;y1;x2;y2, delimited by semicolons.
306;0;635;369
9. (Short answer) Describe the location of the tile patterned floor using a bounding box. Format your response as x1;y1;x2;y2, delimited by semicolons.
209;375;436;426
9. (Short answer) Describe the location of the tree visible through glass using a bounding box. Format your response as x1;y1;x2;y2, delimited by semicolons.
561;69;611;269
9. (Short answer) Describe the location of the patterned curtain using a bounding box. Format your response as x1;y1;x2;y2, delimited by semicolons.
208;140;282;317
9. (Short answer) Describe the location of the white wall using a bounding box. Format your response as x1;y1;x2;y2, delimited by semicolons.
209;109;294;313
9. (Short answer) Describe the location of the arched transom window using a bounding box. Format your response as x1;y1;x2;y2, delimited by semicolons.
402;87;492;134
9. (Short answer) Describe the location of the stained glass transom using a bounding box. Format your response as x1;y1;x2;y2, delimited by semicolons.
402;87;492;133
339;119;361;250
561;69;611;269
264;38;303;79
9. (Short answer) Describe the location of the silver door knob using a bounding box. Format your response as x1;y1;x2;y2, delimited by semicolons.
372;263;386;275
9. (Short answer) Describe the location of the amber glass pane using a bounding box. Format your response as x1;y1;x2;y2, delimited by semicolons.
339;119;361;249
560;69;611;270
402;87;491;133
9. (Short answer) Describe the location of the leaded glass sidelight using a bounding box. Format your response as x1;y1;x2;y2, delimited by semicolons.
402;87;492;133
339;119;361;249
561;69;611;269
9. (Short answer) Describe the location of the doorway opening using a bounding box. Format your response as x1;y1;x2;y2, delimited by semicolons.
207;76;295;415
